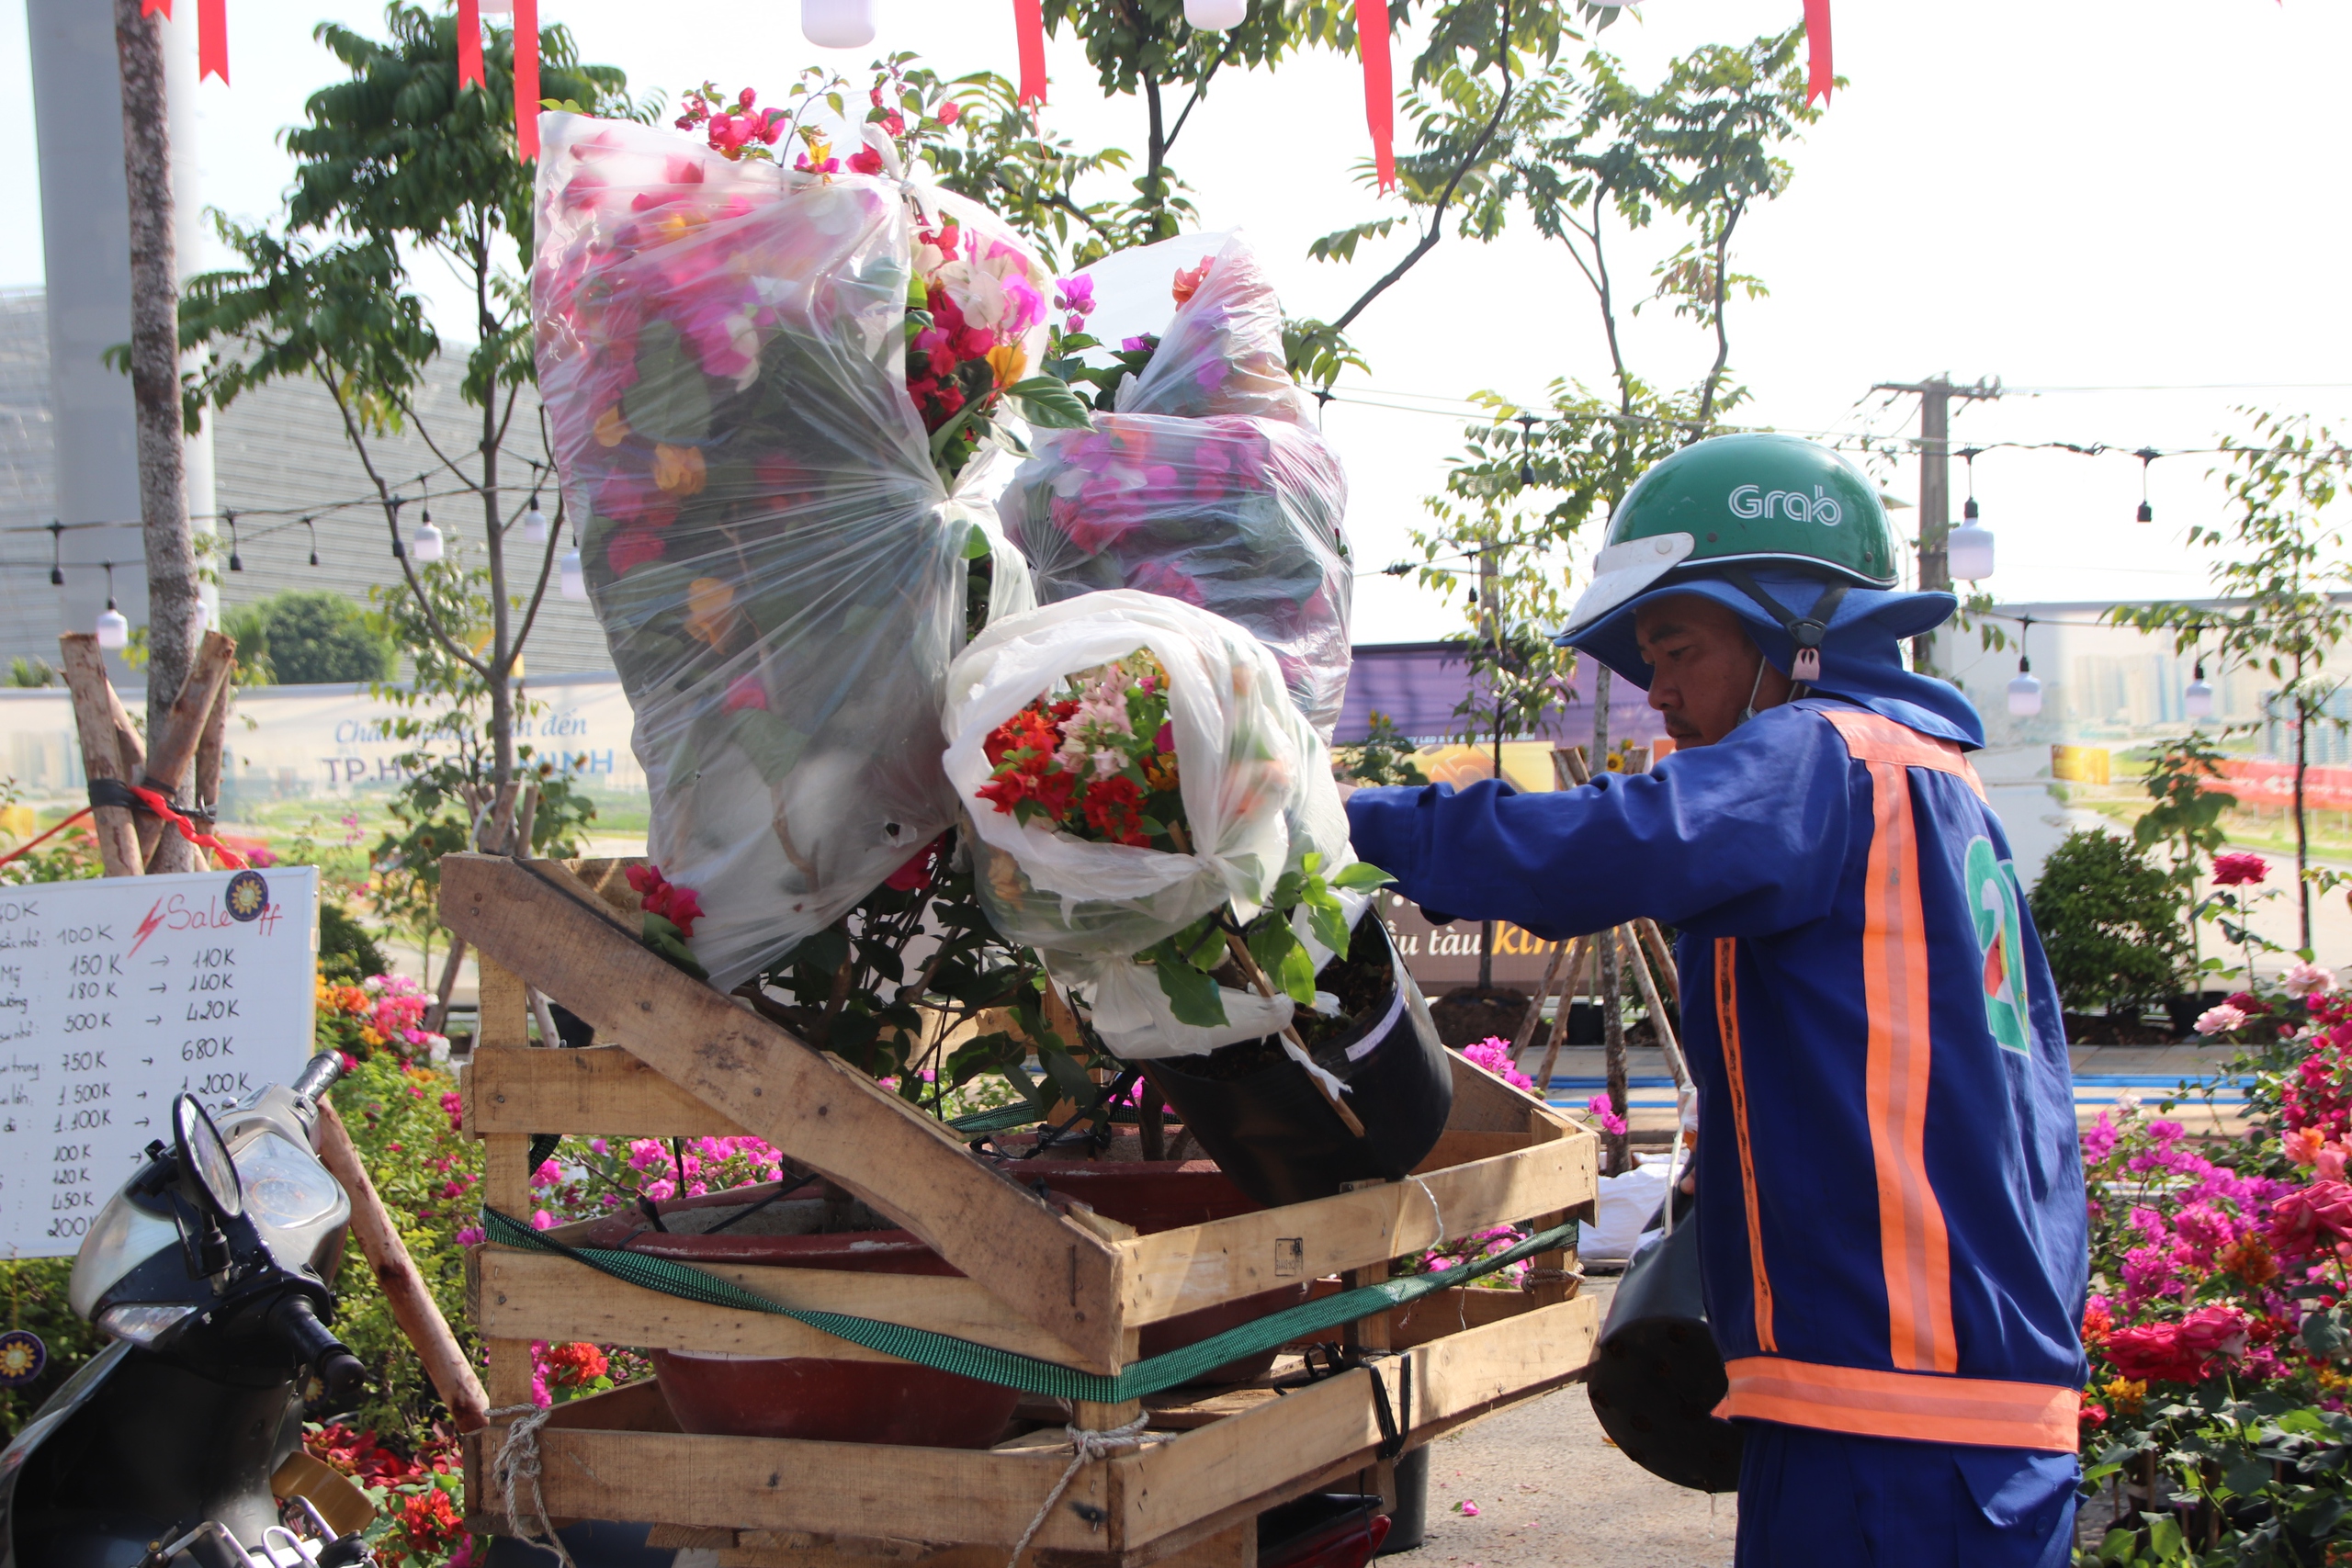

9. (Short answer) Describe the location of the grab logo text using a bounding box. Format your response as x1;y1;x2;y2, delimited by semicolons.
1728;483;1843;526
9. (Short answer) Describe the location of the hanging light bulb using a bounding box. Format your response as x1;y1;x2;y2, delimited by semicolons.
1515;412;1538;488
96;562;129;649
2185;658;2214;719
560;546;587;600
1947;506;1995;581
46;520;63;586
412;507;445;563
2136;447;2157;524
801;0;876;49
521;495;549;544
2006;616;2041;716
225;510;243;572
303;518;320;568
1183;0;1248;28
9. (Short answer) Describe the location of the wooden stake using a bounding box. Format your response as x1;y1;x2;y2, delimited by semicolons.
1531;937;1592;1096
425;936;469;1036
190;676;232;866
1510;937;1571;1056
1222;931;1368;1139
58;634;143;876
315;1101;490;1432
141;629;236;874
1617;926;1690;1094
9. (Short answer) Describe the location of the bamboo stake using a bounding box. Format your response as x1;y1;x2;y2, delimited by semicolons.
1510;937;1571;1056
424;936;469;1037
1618;926;1690;1093
1532;936;1593;1095
58;635;143;875
314;1102;490;1432
1637;918;1681;996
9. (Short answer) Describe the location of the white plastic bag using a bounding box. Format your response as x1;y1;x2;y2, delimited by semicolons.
1001;234;1352;736
940;590;1352;1059
533;112;1044;990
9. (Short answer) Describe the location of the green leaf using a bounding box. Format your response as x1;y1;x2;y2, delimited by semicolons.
2301;1305;2350;1356
1005;376;1094;430
2143;1517;2185;1562
1306;892;1352;958
640;914;708;981
1331;862;1398;891
1249;920;1311;1005
1276;938;1317;1005
962;524;994;559
1040;1047;1094;1105
2096;1528;2139;1565
2220;1458;2273;1498
1151;952;1228;1028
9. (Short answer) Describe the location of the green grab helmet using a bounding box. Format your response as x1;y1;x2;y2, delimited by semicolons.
1560;433;1898;646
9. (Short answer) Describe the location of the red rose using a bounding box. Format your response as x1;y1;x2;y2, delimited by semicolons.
2269;1179;2352;1254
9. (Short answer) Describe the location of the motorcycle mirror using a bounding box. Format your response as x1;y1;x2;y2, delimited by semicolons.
172;1095;243;1222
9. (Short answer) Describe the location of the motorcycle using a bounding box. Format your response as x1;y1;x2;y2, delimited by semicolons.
0;1053;380;1568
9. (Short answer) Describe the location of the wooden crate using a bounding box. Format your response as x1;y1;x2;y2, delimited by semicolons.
444;853;1600;1568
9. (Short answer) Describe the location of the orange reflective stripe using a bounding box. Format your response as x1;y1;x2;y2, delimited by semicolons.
1858;757;1958;1374
1713;937;1775;1352
1818;706;1987;801
1722;1357;2079;1452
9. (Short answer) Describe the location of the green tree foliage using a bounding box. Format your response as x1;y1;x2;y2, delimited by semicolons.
6;657;57;688
224;591;396;686
2029;829;2190;1018
1332;711;1430;785
2110;411;2352;950
319;900;391;985
182;5;640;787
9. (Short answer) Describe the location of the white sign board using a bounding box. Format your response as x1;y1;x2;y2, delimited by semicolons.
0;867;319;1258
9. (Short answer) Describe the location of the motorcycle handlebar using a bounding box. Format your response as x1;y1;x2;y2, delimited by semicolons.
290;1052;347;1104
266;1293;365;1407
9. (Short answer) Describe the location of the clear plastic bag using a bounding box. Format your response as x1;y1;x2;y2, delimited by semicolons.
1000;234;1353;737
532;112;1043;990
940;590;1353;1059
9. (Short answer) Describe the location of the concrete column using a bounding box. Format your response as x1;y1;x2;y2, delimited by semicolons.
26;0;212;675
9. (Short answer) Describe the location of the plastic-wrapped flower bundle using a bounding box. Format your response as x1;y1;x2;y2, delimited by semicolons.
942;591;1364;1062
999;233;1354;737
532;107;1055;989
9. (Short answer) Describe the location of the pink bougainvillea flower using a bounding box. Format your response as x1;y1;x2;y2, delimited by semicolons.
605;523;668;577
2211;851;2268;886
2286;1126;2324;1166
2319;1145;2348;1182
848;147;886;175
1586;1092;1628;1137
934;99;962;126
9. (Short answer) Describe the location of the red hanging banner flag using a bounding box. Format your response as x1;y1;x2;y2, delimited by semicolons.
458;0;484;90
1356;0;1394;192
1803;0;1833;105
197;0;227;84
140;0;170;18
1013;0;1047;107
513;0;540;159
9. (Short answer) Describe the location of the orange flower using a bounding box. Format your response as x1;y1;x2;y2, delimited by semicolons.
2216;1233;2279;1285
1171;258;1212;306
985;344;1029;389
653;444;707;496
594;406;630;447
683;577;741;648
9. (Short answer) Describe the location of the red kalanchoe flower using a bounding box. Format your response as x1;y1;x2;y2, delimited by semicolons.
1081;774;1148;846
2211;851;2268;886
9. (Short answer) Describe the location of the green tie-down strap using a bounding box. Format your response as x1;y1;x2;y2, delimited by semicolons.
481;1207;1577;1404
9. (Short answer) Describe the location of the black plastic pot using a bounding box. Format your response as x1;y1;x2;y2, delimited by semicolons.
1145;918;1453;1209
1374;1445;1430;1555
1585;1212;1743;1494
2165;991;2233;1041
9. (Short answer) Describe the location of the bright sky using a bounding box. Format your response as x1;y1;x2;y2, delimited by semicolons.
3;0;2348;642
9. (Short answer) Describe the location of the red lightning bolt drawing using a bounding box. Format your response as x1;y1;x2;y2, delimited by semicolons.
126;898;167;959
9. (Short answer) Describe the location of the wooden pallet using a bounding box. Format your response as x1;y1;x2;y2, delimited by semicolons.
445;853;1600;1568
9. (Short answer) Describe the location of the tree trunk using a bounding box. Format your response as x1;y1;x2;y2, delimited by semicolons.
113;0;201;870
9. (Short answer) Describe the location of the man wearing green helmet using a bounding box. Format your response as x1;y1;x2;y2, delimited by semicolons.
1344;434;2087;1566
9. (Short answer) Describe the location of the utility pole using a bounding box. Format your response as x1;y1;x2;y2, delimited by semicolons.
1871;375;2001;673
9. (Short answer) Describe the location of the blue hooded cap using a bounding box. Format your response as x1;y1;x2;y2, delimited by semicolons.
1557;570;1984;750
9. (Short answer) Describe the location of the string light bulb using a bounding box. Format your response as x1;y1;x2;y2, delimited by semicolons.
2006;615;2041;717
1515;412;1538;488
412;507;445;563
2136;448;2157;524
1946;448;1994;581
96;562;128;649
46;520;62;586
2185;657;2214;719
801;0;876;48
303;518;319;568
560;522;586;600
522;495;549;544
225;510;243;572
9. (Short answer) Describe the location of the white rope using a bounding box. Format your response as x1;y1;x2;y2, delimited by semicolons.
1409;1174;1446;1246
1004;1415;1165;1568
489;1403;577;1568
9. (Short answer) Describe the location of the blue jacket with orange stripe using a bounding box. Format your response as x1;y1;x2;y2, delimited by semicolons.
1344;696;2089;1452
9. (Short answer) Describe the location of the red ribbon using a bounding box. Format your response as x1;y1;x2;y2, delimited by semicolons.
1357;0;1395;193
123;784;249;870
458;0;484;90
513;0;539;159
1803;0;1833;105
197;0;227;85
0;808;91;870
1013;0;1047;107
